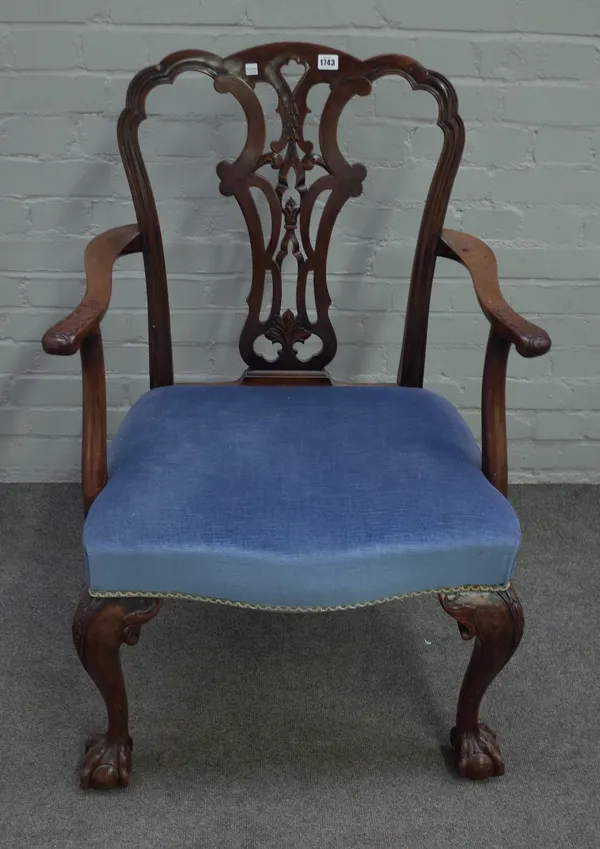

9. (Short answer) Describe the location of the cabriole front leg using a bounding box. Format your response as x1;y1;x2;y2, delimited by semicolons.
72;589;162;789
439;585;524;780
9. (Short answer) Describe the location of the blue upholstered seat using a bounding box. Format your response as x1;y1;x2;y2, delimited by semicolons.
84;385;520;609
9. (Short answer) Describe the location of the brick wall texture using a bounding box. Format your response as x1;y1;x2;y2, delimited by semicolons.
1;1;599;481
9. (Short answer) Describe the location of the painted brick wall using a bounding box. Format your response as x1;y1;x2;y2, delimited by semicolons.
1;1;599;482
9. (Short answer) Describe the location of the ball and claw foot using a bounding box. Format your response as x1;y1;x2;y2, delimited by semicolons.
451;723;505;780
80;733;133;790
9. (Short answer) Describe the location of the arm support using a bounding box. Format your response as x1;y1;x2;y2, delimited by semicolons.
80;329;107;513
42;225;142;355
41;225;141;511
481;330;511;495
438;230;551;358
438;230;551;495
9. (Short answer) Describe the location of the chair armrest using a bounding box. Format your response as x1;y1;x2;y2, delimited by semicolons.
42;225;142;356
438;230;551;358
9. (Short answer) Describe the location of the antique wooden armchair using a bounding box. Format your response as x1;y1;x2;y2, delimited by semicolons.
42;43;551;790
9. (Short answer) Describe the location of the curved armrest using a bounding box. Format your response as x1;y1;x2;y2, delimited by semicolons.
438;230;551;358
42;225;142;355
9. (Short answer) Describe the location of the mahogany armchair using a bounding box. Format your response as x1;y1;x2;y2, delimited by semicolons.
42;43;551;790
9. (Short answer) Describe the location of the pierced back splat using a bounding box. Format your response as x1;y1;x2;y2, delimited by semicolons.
117;43;464;386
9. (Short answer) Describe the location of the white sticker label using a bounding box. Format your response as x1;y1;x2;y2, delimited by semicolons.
318;54;339;70
245;62;259;76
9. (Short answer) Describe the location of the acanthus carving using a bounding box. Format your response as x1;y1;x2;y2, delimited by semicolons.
42;300;104;355
264;308;310;352
73;590;162;669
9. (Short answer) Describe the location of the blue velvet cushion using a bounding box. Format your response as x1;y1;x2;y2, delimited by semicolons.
84;385;520;608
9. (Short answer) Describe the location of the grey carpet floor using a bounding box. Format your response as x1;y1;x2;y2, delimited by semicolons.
0;484;599;849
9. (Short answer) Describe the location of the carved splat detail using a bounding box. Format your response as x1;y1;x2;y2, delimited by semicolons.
265;308;311;355
117;44;464;383
223;55;370;369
